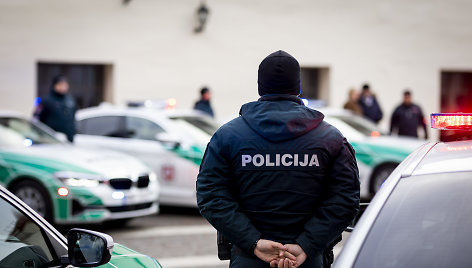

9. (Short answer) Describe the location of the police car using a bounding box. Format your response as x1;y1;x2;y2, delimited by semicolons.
0;184;162;267
0;111;159;224
75;104;216;207
334;113;472;267
318;108;426;198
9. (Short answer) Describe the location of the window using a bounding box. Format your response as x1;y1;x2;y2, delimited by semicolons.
0;196;56;267
126;117;165;141
77;116;126;137
300;67;330;104
354;172;472;268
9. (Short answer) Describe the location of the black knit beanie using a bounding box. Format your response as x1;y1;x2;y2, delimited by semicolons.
258;50;301;96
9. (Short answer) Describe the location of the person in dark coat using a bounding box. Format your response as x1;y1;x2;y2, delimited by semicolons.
35;75;76;142
358;84;383;124
194;87;214;117
196;50;360;268
390;90;428;139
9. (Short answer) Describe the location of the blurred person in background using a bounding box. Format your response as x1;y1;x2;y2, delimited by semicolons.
358;83;383;124
197;50;359;268
343;87;362;115
194;87;214;117
390;90;428;139
34;75;76;142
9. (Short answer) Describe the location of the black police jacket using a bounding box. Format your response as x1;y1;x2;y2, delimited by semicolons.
37;91;76;142
196;95;360;258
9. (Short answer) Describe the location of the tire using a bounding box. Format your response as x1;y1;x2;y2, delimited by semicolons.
370;164;398;196
10;180;53;223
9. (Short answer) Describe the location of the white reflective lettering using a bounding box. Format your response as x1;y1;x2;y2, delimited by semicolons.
281;154;293;166
299;154;308;166
253;154;264;167
309;154;320;166
242;153;319;167
265;154;274;166
242;155;252;166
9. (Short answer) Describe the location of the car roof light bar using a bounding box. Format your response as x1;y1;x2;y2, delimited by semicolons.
431;113;472;130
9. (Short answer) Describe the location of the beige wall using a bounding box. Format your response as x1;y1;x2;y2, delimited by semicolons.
1;0;472;140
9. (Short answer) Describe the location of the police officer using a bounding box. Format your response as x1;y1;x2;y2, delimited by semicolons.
194;87;215;117
196;50;360;268
390;90;428;139
35;75;76;142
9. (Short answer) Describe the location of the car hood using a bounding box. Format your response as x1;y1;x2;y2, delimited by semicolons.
1;144;150;178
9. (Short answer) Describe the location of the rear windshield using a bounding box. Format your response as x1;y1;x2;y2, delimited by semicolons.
354;172;472;268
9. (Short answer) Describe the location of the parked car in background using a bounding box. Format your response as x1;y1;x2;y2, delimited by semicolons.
75;104;218;207
316;108;426;199
0;111;159;224
0;184;162;267
334;113;472;268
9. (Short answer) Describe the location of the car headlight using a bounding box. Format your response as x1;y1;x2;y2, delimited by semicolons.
54;171;104;187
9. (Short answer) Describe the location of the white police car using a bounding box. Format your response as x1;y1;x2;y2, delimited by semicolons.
334;113;472;267
75;104;217;207
319;108;426;199
0;111;159;224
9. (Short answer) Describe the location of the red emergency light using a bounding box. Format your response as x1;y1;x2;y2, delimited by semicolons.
431;113;472;130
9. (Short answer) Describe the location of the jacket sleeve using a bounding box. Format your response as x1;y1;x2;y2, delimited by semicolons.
196;132;261;253
295;137;360;258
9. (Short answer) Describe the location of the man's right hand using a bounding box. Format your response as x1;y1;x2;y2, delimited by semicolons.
269;244;307;268
254;239;296;264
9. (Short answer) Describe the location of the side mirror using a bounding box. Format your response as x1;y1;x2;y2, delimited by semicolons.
346;203;369;232
65;228;114;267
155;133;181;149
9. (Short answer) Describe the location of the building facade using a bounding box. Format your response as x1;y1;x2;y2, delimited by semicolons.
1;0;472;140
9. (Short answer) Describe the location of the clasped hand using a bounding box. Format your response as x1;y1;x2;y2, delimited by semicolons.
253;239;307;268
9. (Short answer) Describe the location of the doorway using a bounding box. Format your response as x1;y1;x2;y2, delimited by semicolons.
37;63;113;109
440;71;472;141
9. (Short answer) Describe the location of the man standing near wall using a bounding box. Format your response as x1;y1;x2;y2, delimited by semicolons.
196;50;360;268
390;90;428;139
194;87;214;117
34;75;76;142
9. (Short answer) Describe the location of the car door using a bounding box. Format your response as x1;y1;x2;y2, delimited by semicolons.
0;191;67;268
124;116;199;206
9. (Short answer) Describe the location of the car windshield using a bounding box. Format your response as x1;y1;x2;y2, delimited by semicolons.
354;172;472;268
167;118;212;145
169;116;219;135
0;117;61;147
332;115;385;136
